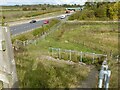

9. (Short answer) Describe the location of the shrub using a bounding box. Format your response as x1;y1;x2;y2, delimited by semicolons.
32;28;43;37
16;34;28;41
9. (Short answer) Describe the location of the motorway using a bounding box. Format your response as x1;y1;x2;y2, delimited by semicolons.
9;13;70;35
10;20;45;35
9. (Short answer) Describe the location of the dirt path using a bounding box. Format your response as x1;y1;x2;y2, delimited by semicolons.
79;66;98;88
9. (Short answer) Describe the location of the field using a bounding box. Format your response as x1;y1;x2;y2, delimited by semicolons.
0;5;64;22
13;22;118;88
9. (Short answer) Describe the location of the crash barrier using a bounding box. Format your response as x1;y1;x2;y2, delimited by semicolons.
98;60;111;89
0;26;18;88
48;47;107;64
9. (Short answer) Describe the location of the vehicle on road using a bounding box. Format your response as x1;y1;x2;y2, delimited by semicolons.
29;20;36;23
65;10;70;13
44;20;49;24
60;15;66;19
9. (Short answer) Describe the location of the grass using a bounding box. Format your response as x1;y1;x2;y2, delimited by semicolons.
13;22;118;88
36;22;118;55
15;52;90;88
0;7;64;22
12;19;60;43
108;60;119;88
0;81;2;89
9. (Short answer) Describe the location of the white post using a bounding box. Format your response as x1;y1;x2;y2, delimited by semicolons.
23;41;25;46
116;55;119;62
105;55;107;61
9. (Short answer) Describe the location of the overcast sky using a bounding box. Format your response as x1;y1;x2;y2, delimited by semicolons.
0;0;87;5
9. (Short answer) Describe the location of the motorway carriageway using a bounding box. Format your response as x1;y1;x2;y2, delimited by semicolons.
9;14;70;35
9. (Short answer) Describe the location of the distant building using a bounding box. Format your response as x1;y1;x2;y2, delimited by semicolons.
66;7;82;11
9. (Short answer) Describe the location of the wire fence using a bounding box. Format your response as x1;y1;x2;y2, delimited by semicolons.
13;21;62;50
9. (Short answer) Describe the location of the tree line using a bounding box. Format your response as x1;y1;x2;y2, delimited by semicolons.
69;2;119;20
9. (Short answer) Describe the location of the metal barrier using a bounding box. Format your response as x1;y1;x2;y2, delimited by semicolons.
98;60;111;89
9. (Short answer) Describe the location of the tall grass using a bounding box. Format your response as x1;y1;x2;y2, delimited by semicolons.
15;50;90;88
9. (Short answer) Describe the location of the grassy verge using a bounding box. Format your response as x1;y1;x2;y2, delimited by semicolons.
12;19;60;43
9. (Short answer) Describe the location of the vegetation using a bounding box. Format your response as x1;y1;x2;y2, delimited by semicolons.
1;2;118;88
12;19;60;43
15;52;90;88
13;22;118;88
69;2;120;20
0;5;64;22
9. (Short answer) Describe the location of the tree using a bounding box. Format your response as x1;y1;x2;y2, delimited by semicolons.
109;2;119;20
41;7;46;10
2;16;6;26
94;5;107;18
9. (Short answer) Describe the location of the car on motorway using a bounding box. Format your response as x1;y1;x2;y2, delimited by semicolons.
29;20;36;23
44;20;49;24
60;15;66;19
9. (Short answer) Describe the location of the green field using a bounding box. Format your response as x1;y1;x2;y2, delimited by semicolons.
13;22;118;88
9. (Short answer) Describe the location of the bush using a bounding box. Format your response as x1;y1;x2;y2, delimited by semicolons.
32;28;43;37
41;7;47;10
32;8;38;11
69;9;96;20
16;34;28;41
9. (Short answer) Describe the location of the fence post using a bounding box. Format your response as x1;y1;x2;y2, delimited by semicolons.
80;51;82;62
92;53;95;63
26;40;28;45
23;41;26;46
58;48;61;59
34;40;36;45
69;50;71;61
51;48;53;56
116;55;119;62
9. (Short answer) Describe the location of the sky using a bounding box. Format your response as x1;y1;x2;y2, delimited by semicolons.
0;0;87;6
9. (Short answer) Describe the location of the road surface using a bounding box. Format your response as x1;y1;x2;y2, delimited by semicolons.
10;20;44;35
10;13;71;35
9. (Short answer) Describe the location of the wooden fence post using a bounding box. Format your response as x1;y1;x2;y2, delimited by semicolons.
58;48;61;59
92;53;95;63
51;48;53;56
80;51;83;62
69;50;71;61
